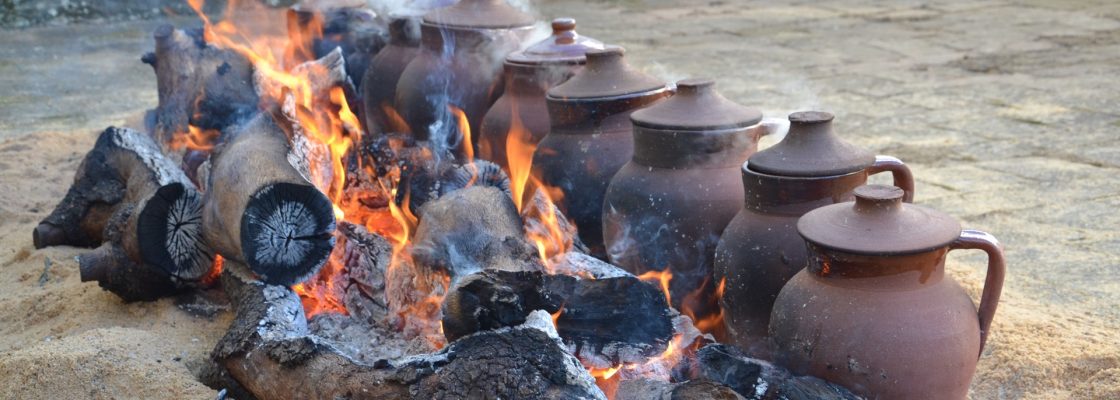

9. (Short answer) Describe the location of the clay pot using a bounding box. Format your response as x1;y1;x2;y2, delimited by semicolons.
362;14;423;137
477;18;604;171
770;184;1005;399
394;0;535;156
602;79;763;319
714;111;916;347
533;47;670;257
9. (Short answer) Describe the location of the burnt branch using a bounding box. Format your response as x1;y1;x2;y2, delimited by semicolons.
143;24;257;148
202;114;336;286
411;185;541;279
36;127;212;298
692;344;861;400
442;269;675;366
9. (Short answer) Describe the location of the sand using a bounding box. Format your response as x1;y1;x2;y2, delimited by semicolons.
2;0;1119;398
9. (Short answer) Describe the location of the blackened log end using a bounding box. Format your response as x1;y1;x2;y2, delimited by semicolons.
138;182;214;281
241;182;336;286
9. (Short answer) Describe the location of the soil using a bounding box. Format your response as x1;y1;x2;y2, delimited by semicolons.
1;1;1118;399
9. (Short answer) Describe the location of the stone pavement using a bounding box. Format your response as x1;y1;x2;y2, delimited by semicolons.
1;1;1117;398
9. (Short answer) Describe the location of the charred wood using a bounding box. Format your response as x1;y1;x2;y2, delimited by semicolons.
202;114;336;286
213;260;603;400
143;24;257;148
411;185;540;278
692;344;861;400
441;269;675;366
36;127;213;293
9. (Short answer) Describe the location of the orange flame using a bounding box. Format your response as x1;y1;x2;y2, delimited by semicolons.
503;104;575;270
170;125;221;151
448;105;479;187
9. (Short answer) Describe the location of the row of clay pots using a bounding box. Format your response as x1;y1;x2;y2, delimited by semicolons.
356;2;1007;399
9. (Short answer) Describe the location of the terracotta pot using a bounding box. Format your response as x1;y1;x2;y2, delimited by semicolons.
533;47;670;257
714;111;916;348
477;18;604;171
770;184;1005;399
602;79;763;318
362;15;423;137
394;0;534;157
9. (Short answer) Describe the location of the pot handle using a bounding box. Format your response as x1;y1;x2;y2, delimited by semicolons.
868;155;914;202
949;229;1006;357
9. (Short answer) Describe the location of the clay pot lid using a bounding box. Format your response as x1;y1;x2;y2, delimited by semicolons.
631;79;762;130
423;0;535;30
798;185;961;255
747;111;874;177
547;46;666;100
507;18;605;65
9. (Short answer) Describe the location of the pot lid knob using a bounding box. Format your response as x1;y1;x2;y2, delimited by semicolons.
508;18;605;64
747;111;875;177
423;0;535;29
853;184;905;214
631;78;762;130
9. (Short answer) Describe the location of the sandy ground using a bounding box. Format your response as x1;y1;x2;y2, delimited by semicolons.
1;1;1119;399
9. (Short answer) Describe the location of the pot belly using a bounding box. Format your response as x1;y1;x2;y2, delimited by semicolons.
770;270;981;399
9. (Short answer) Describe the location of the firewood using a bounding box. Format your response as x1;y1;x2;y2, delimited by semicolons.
143;24;258;148
212;260;604;400
411;185;541;279
399;158;512;215
78;204;181;302
690;344;861;400
441;269;675;366
36;127;213;288
202;114;336;286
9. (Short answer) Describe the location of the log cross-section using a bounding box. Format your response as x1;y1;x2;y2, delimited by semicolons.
202;114;336;286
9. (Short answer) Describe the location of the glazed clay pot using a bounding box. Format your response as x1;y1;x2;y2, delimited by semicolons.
362;15;423;137
714;111;916;347
603;79;763;318
394;0;534;156
770;184;1006;400
477;18;604;171
533;47;670;257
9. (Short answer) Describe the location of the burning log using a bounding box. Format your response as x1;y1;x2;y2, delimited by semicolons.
400;159;512;215
691;344;861;400
212;259;604;400
202;114;336;286
143;24;258;148
441;269;675;366
411;185;540;278
33;127;213;299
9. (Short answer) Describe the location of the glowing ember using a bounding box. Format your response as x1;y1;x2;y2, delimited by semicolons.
170;125;221;151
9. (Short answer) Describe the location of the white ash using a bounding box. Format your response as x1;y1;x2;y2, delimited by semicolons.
308;312;439;365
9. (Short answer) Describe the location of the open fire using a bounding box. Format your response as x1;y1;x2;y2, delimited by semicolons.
31;1;886;399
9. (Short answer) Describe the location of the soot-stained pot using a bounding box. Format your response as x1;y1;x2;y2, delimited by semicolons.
602;78;763;320
477;18;604;171
394;0;535;157
533;47;670;258
713;111;916;348
363;14;423;137
770;184;1005;400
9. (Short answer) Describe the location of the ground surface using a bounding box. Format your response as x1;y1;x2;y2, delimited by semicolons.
1;0;1118;399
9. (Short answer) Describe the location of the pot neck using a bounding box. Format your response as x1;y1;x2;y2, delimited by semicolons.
420;22;527;53
741;163;869;216
631;125;760;170
805;243;948;289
